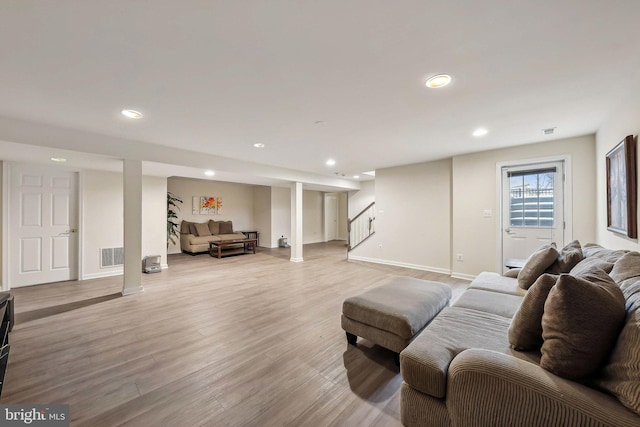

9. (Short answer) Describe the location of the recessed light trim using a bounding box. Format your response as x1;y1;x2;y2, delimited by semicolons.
204;170;215;177
326;159;336;166
253;143;265;148
353;175;360;179
425;74;452;89
472;128;489;137
121;109;143;119
50;157;67;162
363;171;376;177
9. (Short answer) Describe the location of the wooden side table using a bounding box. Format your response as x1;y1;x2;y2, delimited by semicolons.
238;231;259;247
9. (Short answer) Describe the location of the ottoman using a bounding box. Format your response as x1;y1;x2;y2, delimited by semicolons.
341;276;451;362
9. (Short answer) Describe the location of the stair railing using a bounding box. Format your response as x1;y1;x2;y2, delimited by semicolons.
347;202;375;251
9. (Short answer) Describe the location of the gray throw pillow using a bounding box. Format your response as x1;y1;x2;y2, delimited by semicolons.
509;274;559;350
547;240;583;273
517;243;559;290
540;270;626;379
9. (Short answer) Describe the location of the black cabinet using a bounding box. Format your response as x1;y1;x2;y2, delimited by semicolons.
0;293;13;398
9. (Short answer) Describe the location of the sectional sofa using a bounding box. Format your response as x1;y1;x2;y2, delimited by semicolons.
400;243;640;427
179;220;247;254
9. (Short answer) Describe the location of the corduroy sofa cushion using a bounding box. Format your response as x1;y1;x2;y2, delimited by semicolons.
193;222;211;237
401;307;528;398
593;291;640;416
541;270;626;379
468;272;526;297
453;289;523;319
610;251;640;284
343;277;451;340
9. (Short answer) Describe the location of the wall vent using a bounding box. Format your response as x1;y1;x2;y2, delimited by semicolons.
100;247;124;268
542;127;557;135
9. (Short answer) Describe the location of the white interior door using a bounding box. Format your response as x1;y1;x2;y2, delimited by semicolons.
502;161;564;272
9;163;78;287
325;195;337;241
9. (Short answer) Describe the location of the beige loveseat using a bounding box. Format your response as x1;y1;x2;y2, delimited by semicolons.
180;220;247;254
400;243;640;426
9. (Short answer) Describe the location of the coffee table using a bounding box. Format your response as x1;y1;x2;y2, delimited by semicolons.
209;239;258;259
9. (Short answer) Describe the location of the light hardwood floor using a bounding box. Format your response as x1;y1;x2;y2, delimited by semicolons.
2;242;470;426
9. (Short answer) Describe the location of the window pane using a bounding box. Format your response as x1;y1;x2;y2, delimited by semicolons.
509;170;554;228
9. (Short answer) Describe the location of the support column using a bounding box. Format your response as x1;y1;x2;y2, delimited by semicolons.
290;182;304;262
122;159;144;296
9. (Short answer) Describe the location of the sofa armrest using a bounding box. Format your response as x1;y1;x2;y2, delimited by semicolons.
180;233;194;251
448;349;639;427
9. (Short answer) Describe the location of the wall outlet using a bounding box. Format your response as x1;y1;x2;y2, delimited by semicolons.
456;253;464;261
483;210;492;218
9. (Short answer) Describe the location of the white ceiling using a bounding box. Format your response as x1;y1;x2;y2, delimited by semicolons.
1;1;639;183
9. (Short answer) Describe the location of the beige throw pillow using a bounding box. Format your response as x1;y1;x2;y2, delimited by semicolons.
218;221;233;234
208;220;220;235
509;274;559;350
547;240;583;273
540;270;626;379
193;222;211;237
517;243;559;290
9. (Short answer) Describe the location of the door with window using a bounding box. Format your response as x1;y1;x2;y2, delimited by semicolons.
502;161;564;272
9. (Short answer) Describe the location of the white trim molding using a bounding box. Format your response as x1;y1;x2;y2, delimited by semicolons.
451;272;476;281
348;254;451;275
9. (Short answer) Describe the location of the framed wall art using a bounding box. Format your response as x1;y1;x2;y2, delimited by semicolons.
606;134;637;238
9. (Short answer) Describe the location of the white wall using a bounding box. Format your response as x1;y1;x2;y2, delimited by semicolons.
82;171;124;277
253;186;272;248
596;93;640;251
452;135;596;278
350;159;452;274
271;186;291;247
142;176;168;268
82;171;168;278
303;190;324;244
348;180;375;218
166;177;256;253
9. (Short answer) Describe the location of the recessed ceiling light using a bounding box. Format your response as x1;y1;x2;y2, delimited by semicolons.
50;157;67;162
326;159;336;166
204;170;215;176
472;128;489;137
425;74;452;89
363;171;376;177
121;109;143;119
353;175;360;179
253;143;265;148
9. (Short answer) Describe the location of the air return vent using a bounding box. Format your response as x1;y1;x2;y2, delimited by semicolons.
542;127;557;135
100;247;124;268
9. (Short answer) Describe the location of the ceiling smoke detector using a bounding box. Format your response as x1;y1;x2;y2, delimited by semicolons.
542;127;557;135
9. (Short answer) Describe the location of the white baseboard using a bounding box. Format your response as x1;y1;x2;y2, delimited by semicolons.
82;269;124;280
348;254;451;275
290;257;304;262
162;263;169;270
451;272;476;281
122;285;144;296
